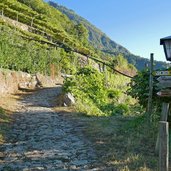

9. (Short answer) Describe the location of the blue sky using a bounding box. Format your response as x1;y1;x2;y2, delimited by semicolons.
51;0;171;62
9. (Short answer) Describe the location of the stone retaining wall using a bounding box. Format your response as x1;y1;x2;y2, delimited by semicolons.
0;69;63;95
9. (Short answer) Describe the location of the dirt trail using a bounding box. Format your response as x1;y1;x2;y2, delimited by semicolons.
0;86;106;171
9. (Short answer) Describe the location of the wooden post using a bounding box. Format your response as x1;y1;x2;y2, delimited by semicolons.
86;56;89;65
31;17;34;27
155;103;169;153
98;63;102;72
161;103;169;121
1;9;4;17
159;121;169;171
147;53;154;122
103;63;106;72
103;64;108;87
16;13;18;22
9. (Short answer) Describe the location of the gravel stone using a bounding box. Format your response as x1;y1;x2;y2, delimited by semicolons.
0;86;103;170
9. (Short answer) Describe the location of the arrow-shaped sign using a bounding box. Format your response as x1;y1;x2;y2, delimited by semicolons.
157;89;171;97
157;76;171;82
156;82;171;89
153;70;171;76
156;76;171;88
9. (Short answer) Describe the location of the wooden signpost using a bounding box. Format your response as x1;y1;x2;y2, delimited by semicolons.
154;69;171;171
159;121;169;171
156;74;171;97
157;90;171;97
157;83;171;89
157;76;171;81
153;70;171;76
147;54;154;121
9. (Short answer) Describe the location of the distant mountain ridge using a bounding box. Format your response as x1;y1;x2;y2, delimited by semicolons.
48;1;167;70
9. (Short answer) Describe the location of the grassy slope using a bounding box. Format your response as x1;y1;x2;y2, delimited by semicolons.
54;106;158;171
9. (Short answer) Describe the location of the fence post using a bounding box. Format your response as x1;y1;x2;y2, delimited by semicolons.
16;13;18;22
147;53;154;122
86;56;89;65
1;9;4;17
155;103;169;153
98;63;102;72
159;121;169;171
31;17;34;27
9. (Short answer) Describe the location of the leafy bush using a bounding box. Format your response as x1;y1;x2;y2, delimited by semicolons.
75;99;105;116
63;66;107;104
0;24;78;75
63;67;107;116
114;103;130;115
63;66;134;116
127;70;149;108
107;89;121;100
127;69;161;112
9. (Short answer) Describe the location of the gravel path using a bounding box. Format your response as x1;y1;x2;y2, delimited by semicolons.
0;86;103;171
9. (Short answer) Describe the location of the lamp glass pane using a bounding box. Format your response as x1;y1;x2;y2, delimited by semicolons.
165;40;171;59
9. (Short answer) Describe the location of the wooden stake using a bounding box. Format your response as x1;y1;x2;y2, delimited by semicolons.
155;103;169;153
2;9;4;17
31;17;34;27
86;56;89;65
159;121;169;171
16;13;18;22
147;53;154;121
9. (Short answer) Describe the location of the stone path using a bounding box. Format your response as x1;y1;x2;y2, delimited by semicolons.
0;86;104;171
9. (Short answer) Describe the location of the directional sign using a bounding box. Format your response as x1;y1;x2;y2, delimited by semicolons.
157;76;171;82
153;70;171;76
157;90;171;97
156;82;171;89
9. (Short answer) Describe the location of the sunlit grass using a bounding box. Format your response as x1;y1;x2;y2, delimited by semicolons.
80;114;158;170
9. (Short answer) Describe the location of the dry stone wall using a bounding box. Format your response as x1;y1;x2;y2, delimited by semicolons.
0;69;63;95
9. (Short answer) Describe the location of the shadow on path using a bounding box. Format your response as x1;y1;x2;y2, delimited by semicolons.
0;86;110;171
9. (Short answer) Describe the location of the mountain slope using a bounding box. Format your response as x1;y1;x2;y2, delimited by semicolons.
48;1;167;70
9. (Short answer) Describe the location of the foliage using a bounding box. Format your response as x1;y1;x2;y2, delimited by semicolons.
63;66;134;116
127;70;149;108
127;69;161;111
0;24;77;75
0;0;93;57
63;66;106;105
74;23;89;46
49;0;167;70
0;0;137;117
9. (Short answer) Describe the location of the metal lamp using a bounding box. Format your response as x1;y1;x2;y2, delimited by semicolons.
160;36;171;61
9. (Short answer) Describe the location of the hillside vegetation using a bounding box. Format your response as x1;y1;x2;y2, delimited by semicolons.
0;0;162;170
48;0;167;70
0;0;137;115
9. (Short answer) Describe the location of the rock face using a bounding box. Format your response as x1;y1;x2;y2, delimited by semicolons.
64;93;75;106
55;93;76;107
35;73;59;87
0;69;63;95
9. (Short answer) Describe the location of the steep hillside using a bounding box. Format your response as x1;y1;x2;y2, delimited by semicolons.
0;0;137;76
48;1;167;70
0;0;137;116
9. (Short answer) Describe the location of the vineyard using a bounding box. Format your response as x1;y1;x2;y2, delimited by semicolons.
0;0;95;57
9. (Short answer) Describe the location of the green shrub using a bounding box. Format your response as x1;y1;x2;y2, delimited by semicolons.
107;89;121;99
63;66;134;116
63;66;107;105
75;99;105;116
115;103;130;115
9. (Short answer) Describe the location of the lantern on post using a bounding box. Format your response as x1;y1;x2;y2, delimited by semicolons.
160;36;171;61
